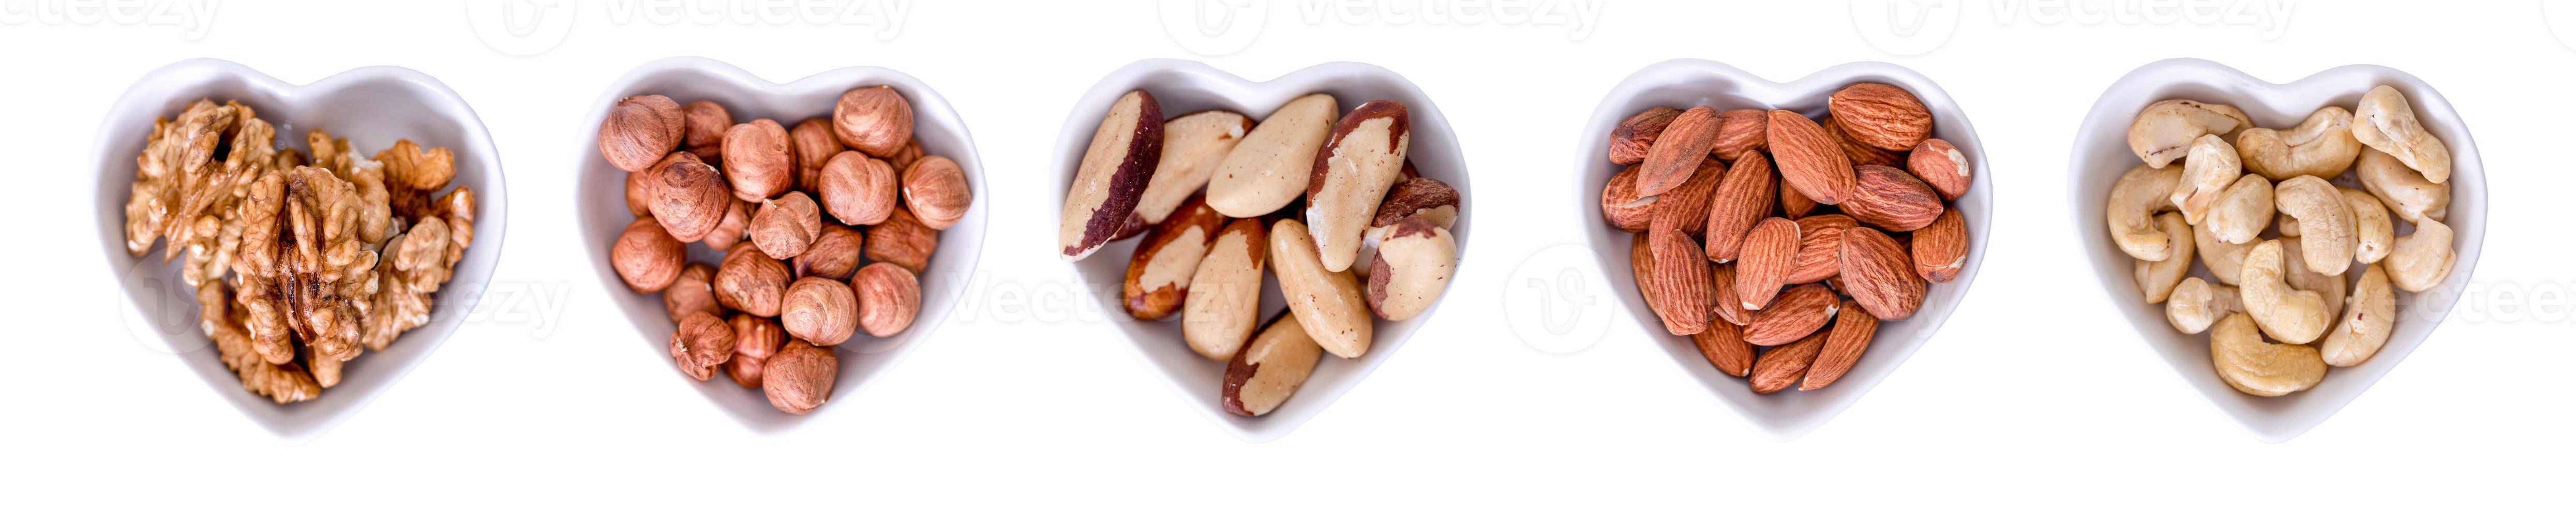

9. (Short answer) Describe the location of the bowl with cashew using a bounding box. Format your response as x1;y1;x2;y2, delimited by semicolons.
2069;58;2484;442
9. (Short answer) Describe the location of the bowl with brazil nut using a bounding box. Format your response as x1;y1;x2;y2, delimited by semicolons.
1579;59;1989;440
90;58;507;441
1052;59;1469;442
2070;58;2484;442
578;57;985;433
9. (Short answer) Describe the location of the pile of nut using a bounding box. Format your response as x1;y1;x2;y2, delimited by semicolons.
1601;84;1973;394
2108;86;2457;396
1059;91;1460;416
122;99;478;404
602;86;970;414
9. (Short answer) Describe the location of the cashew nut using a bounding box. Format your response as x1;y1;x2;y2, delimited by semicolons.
2341;187;2394;264
2195;218;2254;286
2169;135;2241;223
2240;240;2331;345
2200;174;2273;245
2210;312;2327;397
2129;99;2252;168
2136;212;2196;304
2165;277;2241;334
2278;240;2346;321
2272;175;2354;277
2275;214;2299;237
2234;106;2362;181
2106;163;2183;261
2320;264;2395;367
2350;85;2452;184
2356;147;2449;222
2386;217;2456;293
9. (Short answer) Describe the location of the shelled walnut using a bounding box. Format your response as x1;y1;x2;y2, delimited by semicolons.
599;88;968;415
121;99;477;401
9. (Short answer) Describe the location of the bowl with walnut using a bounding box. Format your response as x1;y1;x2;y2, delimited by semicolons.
581;57;983;431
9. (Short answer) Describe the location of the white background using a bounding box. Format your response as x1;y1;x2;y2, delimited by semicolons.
5;0;2571;503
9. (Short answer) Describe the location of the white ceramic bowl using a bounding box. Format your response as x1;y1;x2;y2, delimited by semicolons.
575;57;986;434
2067;58;2485;442
1051;59;1470;442
1577;59;1991;440
91;58;510;442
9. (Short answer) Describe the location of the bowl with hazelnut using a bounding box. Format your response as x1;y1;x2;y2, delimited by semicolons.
89;58;508;441
580;57;984;433
1050;59;1472;442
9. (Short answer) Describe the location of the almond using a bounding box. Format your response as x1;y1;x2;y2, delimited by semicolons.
1841;165;1945;232
1743;283;1837;346
1824;116;1906;169
1637;106;1722;197
1122;196;1225;320
1912;207;1970;284
1693;320;1754;377
1766;110;1854;205
1647;156;1727;240
1828;83;1933;151
1732;217;1800;310
1646;229;1714;336
1788;214;1858;284
1600;166;1657;232
1709;109;1768;160
1800;298;1878;391
1748;327;1828;394
1628;232;1656;305
1908;138;1971;200
1708;263;1747;326
1838;227;1926;320
1057;90;1163;260
1700;151;1777;262
1780;180;1818;218
1607;106;1681;166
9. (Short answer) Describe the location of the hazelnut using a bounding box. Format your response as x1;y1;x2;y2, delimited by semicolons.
685;143;723;165
750;191;823;259
795;224;865;280
645;152;729;242
789;117;843;192
662;263;720;322
853;262;921;337
599;94;683;173
900;155;971;230
817;151;897;226
703;199;750;251
762;339;837;414
722;118;795;201
727;315;786;389
781;276;859;346
832;85;913;157
623;166;655;217
669;311;736;381
681;100;732;149
714;243;790;317
866;207;939;273
887;138;923;171
612;217;686;293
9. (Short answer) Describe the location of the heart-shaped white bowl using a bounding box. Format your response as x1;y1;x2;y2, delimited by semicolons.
89;58;510;442
2068;58;2485;442
576;57;987;434
1577;59;1991;440
1051;59;1470;442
